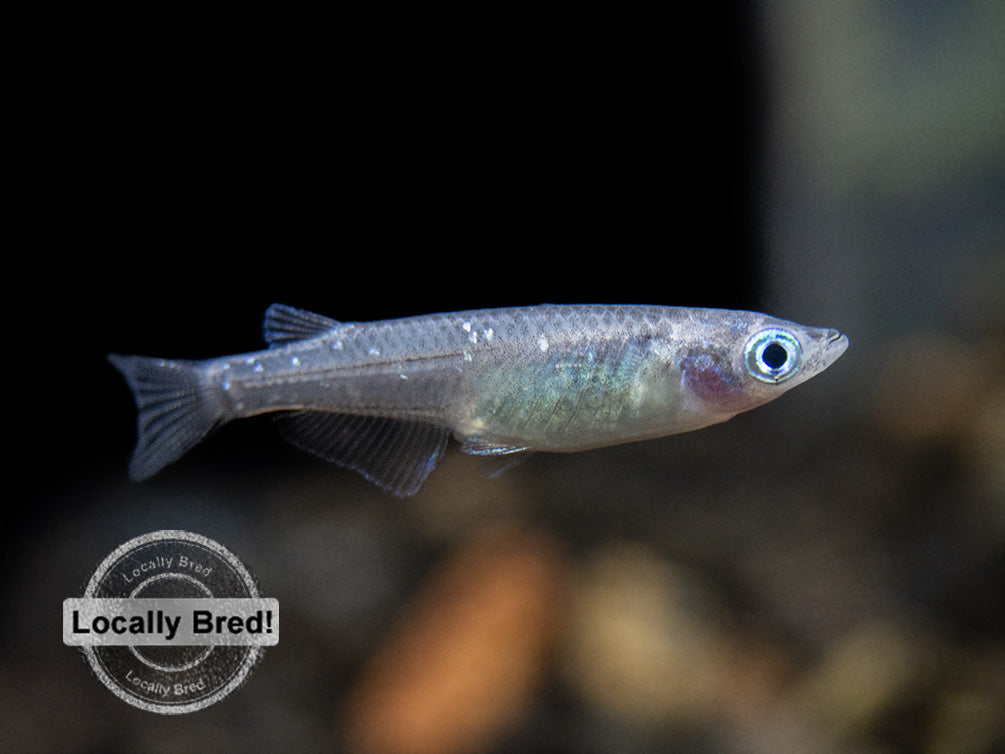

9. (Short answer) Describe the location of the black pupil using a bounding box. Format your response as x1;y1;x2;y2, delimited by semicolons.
762;342;788;370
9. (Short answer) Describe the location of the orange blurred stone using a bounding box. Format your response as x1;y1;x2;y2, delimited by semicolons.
341;525;567;754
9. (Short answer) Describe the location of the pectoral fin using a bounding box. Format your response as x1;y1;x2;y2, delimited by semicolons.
459;437;535;479
459;438;531;456
275;411;450;496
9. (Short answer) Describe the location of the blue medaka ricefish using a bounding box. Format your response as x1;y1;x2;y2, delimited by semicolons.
109;304;849;495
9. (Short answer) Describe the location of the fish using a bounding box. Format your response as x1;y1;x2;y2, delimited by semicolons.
109;303;849;496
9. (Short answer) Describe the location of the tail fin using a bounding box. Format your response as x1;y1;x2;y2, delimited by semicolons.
108;354;225;481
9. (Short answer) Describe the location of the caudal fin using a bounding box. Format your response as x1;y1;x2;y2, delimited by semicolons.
108;354;225;481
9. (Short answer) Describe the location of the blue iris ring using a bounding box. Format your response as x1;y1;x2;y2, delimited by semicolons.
743;329;802;383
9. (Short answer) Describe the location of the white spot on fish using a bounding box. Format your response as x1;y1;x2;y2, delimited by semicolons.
483;328;494;341
244;356;256;366
463;352;473;362
291;356;301;367
331;339;344;351
462;321;472;332
222;380;231;391
369;346;381;357
399;372;408;379
253;363;264;373
468;330;478;344
538;336;549;352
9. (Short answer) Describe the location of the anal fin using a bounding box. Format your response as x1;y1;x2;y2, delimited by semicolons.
275;411;449;496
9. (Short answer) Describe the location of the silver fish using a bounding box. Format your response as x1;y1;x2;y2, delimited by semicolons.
109;304;848;495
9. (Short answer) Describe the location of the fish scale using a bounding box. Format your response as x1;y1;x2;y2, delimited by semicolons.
109;303;848;495
473;336;638;445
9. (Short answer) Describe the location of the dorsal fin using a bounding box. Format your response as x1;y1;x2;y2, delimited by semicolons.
274;411;450;496
263;304;342;345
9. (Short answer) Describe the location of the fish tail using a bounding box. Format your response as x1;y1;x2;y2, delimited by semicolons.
108;354;226;481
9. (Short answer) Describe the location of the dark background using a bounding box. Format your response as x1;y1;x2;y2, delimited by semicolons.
23;3;763;494
19;6;765;547
5;4;1002;754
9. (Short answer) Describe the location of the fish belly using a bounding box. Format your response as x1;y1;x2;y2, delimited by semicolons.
459;336;685;451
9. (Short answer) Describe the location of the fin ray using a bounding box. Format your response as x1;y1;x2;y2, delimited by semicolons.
275;411;449;496
264;304;341;345
459;437;531;456
108;355;225;481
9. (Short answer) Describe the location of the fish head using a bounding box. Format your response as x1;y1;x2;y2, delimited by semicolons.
677;311;849;420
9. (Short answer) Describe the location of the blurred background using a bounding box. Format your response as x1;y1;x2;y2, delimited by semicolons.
4;2;1003;752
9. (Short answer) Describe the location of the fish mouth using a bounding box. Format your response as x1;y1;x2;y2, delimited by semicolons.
824;328;850;357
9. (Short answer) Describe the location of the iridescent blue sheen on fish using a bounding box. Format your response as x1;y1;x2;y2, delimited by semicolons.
109;304;848;495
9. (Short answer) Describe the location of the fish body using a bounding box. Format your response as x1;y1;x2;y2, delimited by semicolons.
110;304;848;495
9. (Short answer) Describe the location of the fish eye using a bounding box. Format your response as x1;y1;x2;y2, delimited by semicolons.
743;329;802;383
